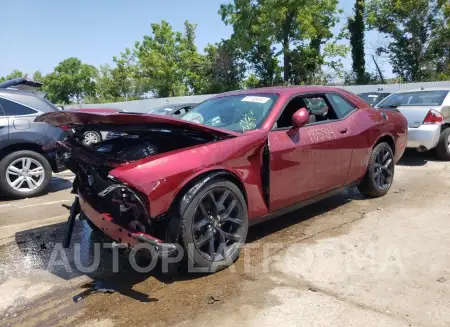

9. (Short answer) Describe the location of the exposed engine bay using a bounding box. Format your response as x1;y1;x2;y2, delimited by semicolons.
60;125;224;239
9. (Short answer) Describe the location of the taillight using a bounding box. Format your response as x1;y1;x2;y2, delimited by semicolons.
60;125;70;130
422;109;443;124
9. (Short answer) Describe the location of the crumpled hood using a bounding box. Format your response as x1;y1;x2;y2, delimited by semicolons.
36;111;240;138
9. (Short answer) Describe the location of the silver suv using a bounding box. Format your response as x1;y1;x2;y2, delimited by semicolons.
0;78;66;198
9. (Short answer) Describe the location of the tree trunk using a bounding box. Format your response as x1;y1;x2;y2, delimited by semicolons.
282;12;294;83
283;40;290;83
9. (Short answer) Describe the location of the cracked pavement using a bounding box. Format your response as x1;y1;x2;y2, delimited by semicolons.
0;151;449;327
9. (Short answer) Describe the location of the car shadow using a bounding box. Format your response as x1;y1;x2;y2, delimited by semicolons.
247;190;357;243
11;188;357;302
49;176;73;193
397;149;441;166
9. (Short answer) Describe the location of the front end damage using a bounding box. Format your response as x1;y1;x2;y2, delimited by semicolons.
36;110;238;255
64;140;178;255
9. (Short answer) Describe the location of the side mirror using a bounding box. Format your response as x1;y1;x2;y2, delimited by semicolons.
292;107;309;128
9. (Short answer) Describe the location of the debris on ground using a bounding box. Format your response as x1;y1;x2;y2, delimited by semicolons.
207;295;221;304
73;281;116;302
307;286;318;292
437;277;446;283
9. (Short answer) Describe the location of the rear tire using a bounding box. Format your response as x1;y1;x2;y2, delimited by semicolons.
179;179;248;273
0;150;52;199
436;128;450;160
358;142;394;198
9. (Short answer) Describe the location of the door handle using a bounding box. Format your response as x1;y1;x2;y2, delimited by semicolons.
338;127;348;134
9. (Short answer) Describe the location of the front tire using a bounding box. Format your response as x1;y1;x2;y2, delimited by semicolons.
358;142;394;197
179;179;248;273
0;150;52;199
436;128;450;160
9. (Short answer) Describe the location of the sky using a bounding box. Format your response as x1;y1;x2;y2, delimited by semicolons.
0;0;392;79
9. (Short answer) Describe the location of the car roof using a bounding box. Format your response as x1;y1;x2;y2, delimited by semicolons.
213;85;369;108
392;87;450;94
358;92;391;95
216;85;363;98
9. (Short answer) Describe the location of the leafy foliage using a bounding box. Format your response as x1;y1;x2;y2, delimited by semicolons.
220;0;343;84
202;40;246;93
43;57;97;104
366;0;445;82
348;0;366;84
1;1;450;104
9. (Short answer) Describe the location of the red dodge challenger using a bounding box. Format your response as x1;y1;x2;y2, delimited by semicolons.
37;86;407;272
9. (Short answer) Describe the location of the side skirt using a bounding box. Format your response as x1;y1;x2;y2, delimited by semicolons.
249;180;361;227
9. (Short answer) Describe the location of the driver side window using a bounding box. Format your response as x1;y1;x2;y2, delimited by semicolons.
275;94;338;129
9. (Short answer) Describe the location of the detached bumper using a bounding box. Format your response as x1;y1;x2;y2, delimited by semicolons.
407;125;441;150
79;194;177;256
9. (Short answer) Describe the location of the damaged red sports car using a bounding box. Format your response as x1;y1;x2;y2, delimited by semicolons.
37;86;408;272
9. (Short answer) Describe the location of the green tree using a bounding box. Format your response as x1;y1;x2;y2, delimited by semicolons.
43;57;97;104
366;0;444;82
202;40;246;93
427;0;450;80
134;20;206;97
94;49;145;103
32;71;44;82
220;0;341;83
243;73;261;89
348;0;367;84
0;69;25;82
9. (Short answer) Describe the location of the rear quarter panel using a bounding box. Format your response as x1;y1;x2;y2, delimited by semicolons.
345;108;407;184
110;131;270;219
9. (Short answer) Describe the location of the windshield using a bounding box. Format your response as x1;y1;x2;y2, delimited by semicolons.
148;106;175;116
376;90;449;108
358;93;390;106
181;94;278;132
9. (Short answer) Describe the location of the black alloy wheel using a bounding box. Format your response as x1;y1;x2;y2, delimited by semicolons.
358;142;395;197
373;146;394;190
192;187;245;262
179;179;248;272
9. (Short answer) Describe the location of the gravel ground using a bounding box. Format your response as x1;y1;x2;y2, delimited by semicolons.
0;150;449;327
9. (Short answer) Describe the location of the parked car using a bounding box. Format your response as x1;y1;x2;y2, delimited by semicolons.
375;88;450;159
147;103;198;117
105;103;198;140
358;92;391;106
69;108;121;145
38;86;407;272
0;78;66;198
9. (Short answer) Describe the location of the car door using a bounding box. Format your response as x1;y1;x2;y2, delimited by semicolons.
268;93;354;212
0;96;40;133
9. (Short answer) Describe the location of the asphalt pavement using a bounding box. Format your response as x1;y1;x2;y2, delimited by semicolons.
0;151;449;327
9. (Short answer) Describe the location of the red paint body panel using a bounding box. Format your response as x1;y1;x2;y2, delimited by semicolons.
111;131;270;219
39;86;408;223
71;108;121;113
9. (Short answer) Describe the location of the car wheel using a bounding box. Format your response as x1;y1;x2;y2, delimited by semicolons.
358;142;394;197
83;131;102;145
436;128;450;160
0;150;52;199
179;179;248;273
